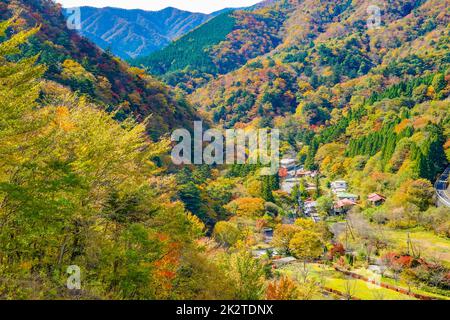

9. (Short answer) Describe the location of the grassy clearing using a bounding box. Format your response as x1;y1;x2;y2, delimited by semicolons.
280;263;416;300
353;268;449;300
383;227;450;266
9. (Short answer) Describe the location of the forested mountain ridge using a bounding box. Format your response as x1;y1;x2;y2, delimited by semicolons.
182;0;450;237
0;0;240;299
167;0;450;299
0;0;200;139
134;2;291;93
189;0;450;128
67;6;228;60
185;0;450;191
1;0;450;301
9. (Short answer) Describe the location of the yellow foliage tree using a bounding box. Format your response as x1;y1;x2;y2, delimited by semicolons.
289;230;324;261
266;276;299;300
224;197;265;217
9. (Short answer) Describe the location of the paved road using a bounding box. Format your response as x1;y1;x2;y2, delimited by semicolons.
435;167;450;207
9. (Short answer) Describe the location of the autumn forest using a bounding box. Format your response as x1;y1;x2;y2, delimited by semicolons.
0;0;449;301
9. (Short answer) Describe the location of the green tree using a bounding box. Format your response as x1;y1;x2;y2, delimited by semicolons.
288;230;324;261
261;174;279;202
405;179;434;211
225;251;266;300
0;20;217;299
431;73;446;93
178;182;203;218
316;196;334;217
213;221;242;247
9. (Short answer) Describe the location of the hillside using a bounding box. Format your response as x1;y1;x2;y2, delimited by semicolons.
0;0;199;139
186;0;450;189
189;0;449;126
0;0;449;301
168;0;449;300
134;2;290;93
0;10;221;299
182;0;450;230
68;6;227;60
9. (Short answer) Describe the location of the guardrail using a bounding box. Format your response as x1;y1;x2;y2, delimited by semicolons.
435;167;450;208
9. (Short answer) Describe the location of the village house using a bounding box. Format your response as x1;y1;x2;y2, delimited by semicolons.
279;165;305;179
367;193;386;206
278;157;318;196
287;168;298;177
331;180;348;194
280;158;296;170
336;192;359;202
295;170;310;177
293;169;318;178
280;178;301;194
334;198;357;214
303;200;321;222
273;256;297;267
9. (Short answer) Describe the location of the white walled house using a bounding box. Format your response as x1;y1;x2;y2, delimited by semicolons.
280;158;297;170
331;180;348;193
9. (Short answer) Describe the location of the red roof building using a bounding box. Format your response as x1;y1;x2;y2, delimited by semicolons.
334;199;357;214
335;199;357;208
295;170;311;177
367;193;386;206
278;167;288;178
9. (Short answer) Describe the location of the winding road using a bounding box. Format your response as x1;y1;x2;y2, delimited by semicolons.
435;166;450;207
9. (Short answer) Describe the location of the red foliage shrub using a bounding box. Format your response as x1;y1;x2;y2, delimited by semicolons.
328;243;345;260
395;255;413;268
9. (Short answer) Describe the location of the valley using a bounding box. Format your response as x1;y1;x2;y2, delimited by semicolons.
67;6;230;60
0;0;449;301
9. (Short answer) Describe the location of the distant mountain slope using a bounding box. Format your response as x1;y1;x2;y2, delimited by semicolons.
134;12;237;80
134;2;290;93
179;0;450;195
66;6;228;60
0;0;200;139
188;0;450;127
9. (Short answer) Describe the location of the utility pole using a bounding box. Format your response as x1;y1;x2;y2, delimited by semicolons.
407;232;416;257
345;220;348;250
407;232;410;256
